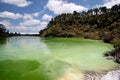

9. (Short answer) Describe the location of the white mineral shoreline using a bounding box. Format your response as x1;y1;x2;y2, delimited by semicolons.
84;66;120;80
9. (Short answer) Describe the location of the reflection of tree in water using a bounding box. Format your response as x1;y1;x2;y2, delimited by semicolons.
0;24;9;47
0;60;40;80
0;38;7;46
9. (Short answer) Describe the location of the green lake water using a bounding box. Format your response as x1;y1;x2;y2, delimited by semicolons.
0;36;119;80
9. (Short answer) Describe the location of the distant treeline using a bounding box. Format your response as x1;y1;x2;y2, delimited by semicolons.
0;24;21;38
0;24;39;38
39;4;120;47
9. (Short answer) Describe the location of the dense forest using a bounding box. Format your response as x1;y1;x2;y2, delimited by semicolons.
39;4;120;48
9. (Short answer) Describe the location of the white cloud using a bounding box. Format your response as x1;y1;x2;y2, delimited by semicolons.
0;11;23;19
0;20;48;34
23;13;33;20
32;12;40;17
45;0;88;14
39;21;48;28
0;11;48;34
0;20;11;29
103;0;120;8
20;21;48;34
94;0;120;9
15;21;48;34
42;14;52;21
0;11;40;20
20;19;40;26
0;0;32;7
23;12;40;20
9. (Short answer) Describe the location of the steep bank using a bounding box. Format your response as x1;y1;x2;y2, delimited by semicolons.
39;4;120;47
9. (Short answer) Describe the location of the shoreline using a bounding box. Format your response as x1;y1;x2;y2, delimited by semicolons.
84;66;120;80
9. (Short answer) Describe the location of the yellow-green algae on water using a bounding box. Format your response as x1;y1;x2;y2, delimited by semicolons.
43;38;118;71
0;37;119;80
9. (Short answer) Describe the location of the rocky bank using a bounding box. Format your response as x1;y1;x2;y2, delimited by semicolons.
84;69;120;80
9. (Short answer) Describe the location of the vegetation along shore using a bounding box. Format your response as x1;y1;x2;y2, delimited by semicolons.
39;4;120;63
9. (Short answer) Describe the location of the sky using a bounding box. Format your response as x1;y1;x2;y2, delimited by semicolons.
0;0;120;34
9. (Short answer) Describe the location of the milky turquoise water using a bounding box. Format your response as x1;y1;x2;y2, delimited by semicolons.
0;36;119;80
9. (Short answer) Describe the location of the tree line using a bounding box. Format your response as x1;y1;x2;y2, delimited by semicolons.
0;24;21;38
39;4;120;48
0;24;39;38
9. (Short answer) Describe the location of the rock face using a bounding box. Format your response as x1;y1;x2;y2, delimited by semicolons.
101;70;120;80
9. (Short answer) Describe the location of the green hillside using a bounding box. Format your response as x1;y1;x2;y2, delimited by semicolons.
39;4;120;47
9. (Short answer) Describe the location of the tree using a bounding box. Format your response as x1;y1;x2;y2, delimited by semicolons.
0;24;9;37
87;9;93;16
0;24;6;33
111;4;119;13
94;8;99;15
99;6;107;14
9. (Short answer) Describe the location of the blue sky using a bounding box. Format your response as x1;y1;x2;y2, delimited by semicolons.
0;0;120;34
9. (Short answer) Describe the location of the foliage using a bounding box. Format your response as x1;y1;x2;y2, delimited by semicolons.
0;24;9;37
